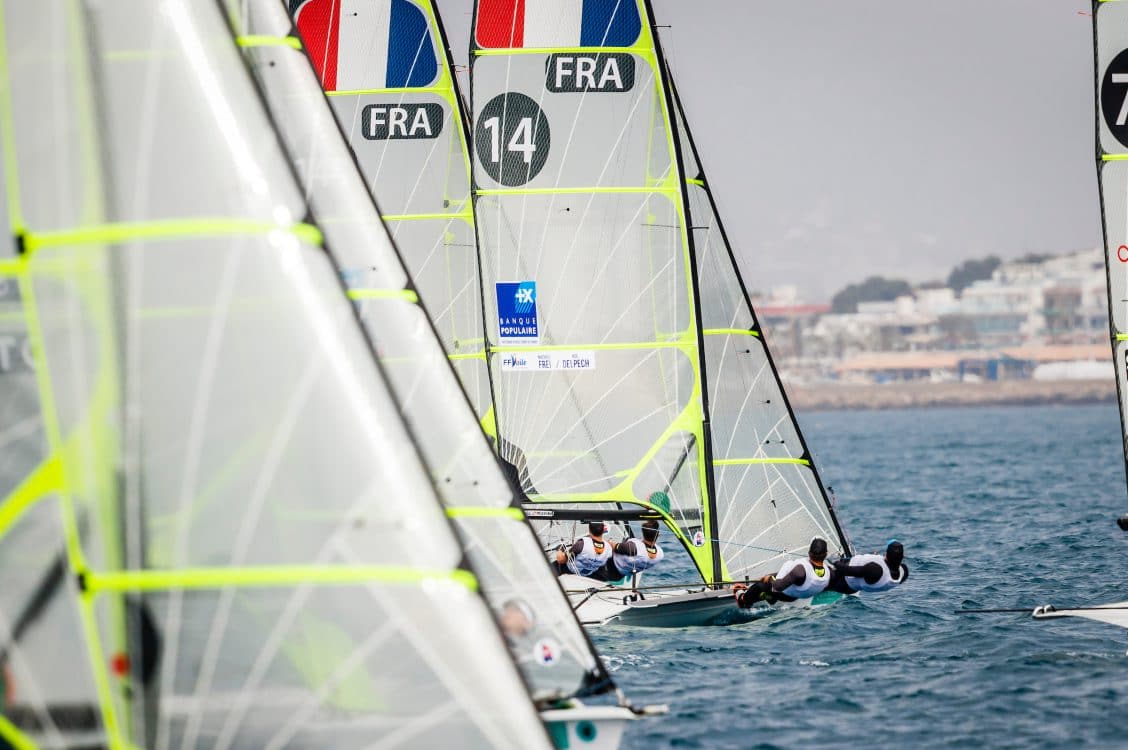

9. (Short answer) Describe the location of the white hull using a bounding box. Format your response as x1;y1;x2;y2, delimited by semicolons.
1032;601;1128;629
559;575;838;628
540;704;650;750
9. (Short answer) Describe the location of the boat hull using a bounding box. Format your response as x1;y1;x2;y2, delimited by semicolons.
540;704;644;750
560;575;840;628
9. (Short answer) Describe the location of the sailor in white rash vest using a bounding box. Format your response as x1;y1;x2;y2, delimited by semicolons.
591;520;664;582
828;540;908;595
553;521;613;577
733;538;831;607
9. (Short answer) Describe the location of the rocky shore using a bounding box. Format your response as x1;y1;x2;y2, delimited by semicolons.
786;378;1116;411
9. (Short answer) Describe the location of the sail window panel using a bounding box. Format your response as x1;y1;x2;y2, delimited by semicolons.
714;463;842;580
245;43;412;292
91;1;306;223
628;430;704;537
110;584;539;750
0;499;107;749
450;514;594;698
387;217;484;357
704;335;803;462
355;297;508;498
490;347;695;497
470;54;669;190
5;0;96;233
1103;160;1128;333
477;193;689;346
331;93;468;217
1097;1;1128;157
689;185;754;331
41;235;450;572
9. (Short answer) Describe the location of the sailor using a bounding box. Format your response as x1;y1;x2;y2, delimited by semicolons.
592;520;665;582
828;540;908;594
553;521;614;577
733;538;832;607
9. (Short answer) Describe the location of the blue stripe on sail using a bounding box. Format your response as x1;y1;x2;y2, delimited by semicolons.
387;0;438;87
579;0;641;47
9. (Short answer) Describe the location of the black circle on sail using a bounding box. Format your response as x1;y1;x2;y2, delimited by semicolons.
1101;48;1128;149
475;92;551;186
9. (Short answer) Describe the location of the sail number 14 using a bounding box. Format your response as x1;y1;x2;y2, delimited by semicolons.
475;92;550;186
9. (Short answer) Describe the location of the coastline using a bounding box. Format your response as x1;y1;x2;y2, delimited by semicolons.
786;378;1116;411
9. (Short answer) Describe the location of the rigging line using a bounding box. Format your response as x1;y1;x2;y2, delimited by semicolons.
0;612;67;750
179;356;322;750
325;540;523;750
708;538;791;556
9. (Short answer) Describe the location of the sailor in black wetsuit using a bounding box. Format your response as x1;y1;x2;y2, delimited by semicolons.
828;540;908;594
733;538;831;607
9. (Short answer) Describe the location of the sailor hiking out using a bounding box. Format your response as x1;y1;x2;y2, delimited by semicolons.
733;538;831;607
590;520;665;582
828;540;908;595
553;521;613;577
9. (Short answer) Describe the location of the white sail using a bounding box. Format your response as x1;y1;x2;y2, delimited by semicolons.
0;0;552;747
291;0;492;419
228;0;615;704
467;0;850;587
1096;0;1128;501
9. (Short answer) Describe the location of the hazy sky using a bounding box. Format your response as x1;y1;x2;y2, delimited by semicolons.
438;1;1100;301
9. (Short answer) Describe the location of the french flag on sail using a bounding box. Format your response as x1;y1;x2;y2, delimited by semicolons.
475;0;641;50
293;0;437;92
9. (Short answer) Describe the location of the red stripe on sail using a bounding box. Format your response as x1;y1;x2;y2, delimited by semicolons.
476;0;525;49
294;0;341;90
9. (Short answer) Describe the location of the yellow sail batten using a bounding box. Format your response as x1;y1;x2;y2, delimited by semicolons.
83;566;478;593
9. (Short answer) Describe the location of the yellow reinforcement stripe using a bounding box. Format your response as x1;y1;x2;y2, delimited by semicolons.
236;35;302;50
1103;154;1128;161
0;716;35;750
83;566;478;593
446;506;525;521
490;340;686;353
22;220;323;252
476;185;674;197
347;288;419;303
382;211;473;222
702;328;760;337
713;457;810;466
686;178;705;186
447;352;486;361
1117;333;1128;341
0;258;19;275
0;454;62;539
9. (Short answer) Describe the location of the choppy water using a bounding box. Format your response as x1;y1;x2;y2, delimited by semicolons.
595;403;1128;749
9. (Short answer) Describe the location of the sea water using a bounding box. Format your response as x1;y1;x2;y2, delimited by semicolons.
595;403;1127;749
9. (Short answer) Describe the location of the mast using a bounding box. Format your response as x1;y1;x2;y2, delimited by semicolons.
662;71;853;558
1093;0;1128;529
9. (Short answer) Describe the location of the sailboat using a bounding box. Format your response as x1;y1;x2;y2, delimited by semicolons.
1033;0;1128;630
235;0;659;746
465;0;854;627
0;0;557;747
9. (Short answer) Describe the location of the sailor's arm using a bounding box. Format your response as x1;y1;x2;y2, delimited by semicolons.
769;566;806;593
554;539;585;564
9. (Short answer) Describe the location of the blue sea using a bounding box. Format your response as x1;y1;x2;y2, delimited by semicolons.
596;403;1128;750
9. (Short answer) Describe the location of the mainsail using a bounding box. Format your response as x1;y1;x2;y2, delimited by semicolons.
291;0;492;419
467;0;850;585
1095;0;1128;522
228;0;617;704
0;1;552;748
